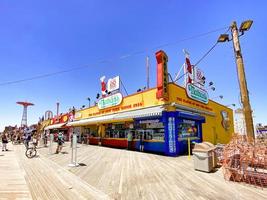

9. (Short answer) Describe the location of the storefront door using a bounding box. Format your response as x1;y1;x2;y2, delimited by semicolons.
176;112;205;155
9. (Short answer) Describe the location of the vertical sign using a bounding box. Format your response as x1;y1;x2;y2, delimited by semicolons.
184;54;193;87
156;50;169;100
168;117;176;154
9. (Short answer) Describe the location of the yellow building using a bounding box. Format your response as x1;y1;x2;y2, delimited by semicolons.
44;50;234;156
66;81;233;156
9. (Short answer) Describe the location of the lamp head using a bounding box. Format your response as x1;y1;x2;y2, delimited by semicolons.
239;20;253;32
217;34;230;42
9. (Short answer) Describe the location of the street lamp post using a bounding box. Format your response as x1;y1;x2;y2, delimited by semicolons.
226;103;236;107
87;97;91;108
218;20;254;139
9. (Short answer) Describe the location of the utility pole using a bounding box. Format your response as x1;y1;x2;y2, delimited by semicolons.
146;56;150;89
231;21;254;138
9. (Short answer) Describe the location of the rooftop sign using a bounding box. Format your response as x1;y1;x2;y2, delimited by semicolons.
98;93;123;110
107;76;120;93
186;84;209;104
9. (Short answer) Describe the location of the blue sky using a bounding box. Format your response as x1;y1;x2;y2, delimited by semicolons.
0;0;266;131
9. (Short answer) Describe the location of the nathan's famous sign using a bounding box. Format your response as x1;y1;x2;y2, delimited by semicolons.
98;75;122;109
98;92;123;109
183;50;209;104
186;84;208;104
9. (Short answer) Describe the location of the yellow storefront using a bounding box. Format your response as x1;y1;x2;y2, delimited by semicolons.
66;82;233;156
49;49;234;156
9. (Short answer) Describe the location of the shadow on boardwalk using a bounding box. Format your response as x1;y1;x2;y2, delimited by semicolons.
37;142;267;200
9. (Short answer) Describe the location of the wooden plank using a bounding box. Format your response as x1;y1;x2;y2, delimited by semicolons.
0;145;32;199
13;144;110;200
38;142;267;200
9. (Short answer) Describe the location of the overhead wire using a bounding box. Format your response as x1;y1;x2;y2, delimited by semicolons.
174;27;231;83
0;26;229;87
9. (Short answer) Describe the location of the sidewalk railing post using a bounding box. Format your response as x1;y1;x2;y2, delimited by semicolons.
68;132;79;167
49;133;54;155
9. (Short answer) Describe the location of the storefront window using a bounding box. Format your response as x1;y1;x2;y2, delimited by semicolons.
178;119;199;139
105;123;127;138
134;120;165;141
104;121;165;141
136;129;164;141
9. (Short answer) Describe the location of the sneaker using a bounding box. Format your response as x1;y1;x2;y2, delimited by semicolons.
6;149;8;151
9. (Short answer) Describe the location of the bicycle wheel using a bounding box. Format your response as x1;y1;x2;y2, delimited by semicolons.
25;148;37;158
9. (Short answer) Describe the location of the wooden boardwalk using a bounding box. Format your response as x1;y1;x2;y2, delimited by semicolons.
38;142;267;200
0;145;32;200
1;142;266;200
13;145;109;200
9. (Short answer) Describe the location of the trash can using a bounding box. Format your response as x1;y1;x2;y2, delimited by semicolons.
192;142;216;172
202;142;217;168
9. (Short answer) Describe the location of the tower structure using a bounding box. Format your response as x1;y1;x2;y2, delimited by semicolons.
16;101;34;128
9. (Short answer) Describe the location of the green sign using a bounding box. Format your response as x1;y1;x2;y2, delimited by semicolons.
98;93;123;109
186;84;209;104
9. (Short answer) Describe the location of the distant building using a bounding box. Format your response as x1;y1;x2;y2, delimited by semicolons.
256;124;267;138
234;108;246;135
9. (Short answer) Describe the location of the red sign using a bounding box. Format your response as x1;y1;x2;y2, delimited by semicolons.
156;50;169;100
50;113;69;124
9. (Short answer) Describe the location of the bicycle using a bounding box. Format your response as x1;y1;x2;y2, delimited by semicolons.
25;143;37;158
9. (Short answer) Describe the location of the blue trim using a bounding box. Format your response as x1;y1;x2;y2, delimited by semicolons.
134;141;165;153
134;116;163;124
177;112;205;123
132;111;206;157
162;111;178;157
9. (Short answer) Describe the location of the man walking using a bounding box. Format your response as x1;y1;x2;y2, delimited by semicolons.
43;131;48;147
127;131;133;150
139;132;145;152
56;132;64;154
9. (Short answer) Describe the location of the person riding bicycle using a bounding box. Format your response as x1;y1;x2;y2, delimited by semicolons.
56;132;64;154
25;130;32;149
32;134;38;148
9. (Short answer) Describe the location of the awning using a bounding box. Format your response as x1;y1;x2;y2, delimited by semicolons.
44;123;67;130
67;106;164;127
115;106;164;119
173;103;215;117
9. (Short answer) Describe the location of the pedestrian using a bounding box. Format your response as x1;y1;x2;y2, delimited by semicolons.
16;133;21;144
127;131;133;150
139;132;145;152
43;131;48;147
32;134;38;148
56;132;64;154
25;131;31;149
2;133;9;151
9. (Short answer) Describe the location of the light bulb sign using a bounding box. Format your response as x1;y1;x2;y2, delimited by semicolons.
98;93;123;109
186;84;209;104
107;76;120;92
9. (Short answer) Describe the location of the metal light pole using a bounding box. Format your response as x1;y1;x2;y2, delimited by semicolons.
87;97;91;107
218;20;254;138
